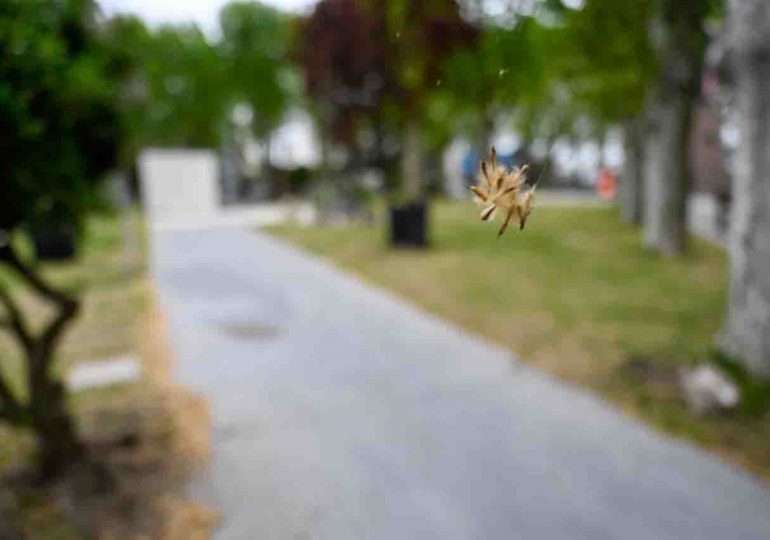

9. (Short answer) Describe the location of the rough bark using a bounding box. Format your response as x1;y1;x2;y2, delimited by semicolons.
720;0;770;377
0;242;83;479
31;379;83;480
401;118;425;201
643;88;693;253
620;116;645;225
643;1;706;255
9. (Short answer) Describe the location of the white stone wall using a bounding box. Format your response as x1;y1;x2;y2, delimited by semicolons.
139;149;220;224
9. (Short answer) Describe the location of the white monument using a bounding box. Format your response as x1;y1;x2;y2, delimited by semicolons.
138;147;316;229
139;148;220;225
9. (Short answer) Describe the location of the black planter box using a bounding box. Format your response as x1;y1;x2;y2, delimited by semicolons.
33;228;77;261
389;203;428;248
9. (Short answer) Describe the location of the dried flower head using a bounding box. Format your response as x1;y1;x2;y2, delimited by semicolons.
471;147;538;237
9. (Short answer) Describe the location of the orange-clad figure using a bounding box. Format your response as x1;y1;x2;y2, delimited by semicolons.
596;167;617;201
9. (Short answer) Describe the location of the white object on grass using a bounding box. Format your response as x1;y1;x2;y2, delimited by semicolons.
67;355;141;391
679;362;740;415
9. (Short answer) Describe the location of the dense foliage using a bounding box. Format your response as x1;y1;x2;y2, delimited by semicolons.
0;0;121;233
220;1;294;139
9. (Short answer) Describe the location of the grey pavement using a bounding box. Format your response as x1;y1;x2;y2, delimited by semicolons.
151;226;770;540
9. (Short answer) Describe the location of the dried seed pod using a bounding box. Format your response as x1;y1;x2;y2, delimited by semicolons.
471;149;536;237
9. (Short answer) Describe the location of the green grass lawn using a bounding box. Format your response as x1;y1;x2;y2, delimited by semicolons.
0;212;148;536
0;212;147;452
268;199;770;480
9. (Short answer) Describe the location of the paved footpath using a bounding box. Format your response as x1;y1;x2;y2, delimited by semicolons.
151;227;770;540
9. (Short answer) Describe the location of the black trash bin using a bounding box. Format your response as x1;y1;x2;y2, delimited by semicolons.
389;202;428;248
33;227;77;261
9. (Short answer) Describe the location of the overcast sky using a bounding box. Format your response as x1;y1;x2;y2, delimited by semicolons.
97;0;540;36
98;0;581;38
100;0;317;36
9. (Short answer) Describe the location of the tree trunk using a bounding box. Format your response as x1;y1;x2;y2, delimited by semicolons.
401;119;425;201
643;2;705;255
0;243;83;480
619;116;645;225
643;89;693;254
315;101;332;184
720;0;770;377
31;380;83;480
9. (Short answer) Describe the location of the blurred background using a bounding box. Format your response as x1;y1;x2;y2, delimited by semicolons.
2;0;770;537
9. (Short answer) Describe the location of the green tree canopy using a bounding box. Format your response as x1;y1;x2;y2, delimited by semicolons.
438;15;556;146
0;0;121;233
219;1;294;139
558;0;655;129
99;14;151;168
139;24;228;148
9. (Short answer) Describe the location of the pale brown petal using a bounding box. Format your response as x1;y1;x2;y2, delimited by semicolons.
495;170;503;190
480;160;488;178
480;204;497;221
499;183;518;197
498;207;516;238
470;185;488;202
517;191;535;230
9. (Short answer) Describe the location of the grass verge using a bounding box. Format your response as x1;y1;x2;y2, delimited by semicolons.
0;212;216;538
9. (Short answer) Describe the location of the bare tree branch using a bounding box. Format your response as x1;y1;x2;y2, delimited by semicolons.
35;299;79;378
0;375;21;415
0;286;33;353
0;285;27;420
0;243;77;310
0;240;79;379
0;242;81;410
0;352;23;420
